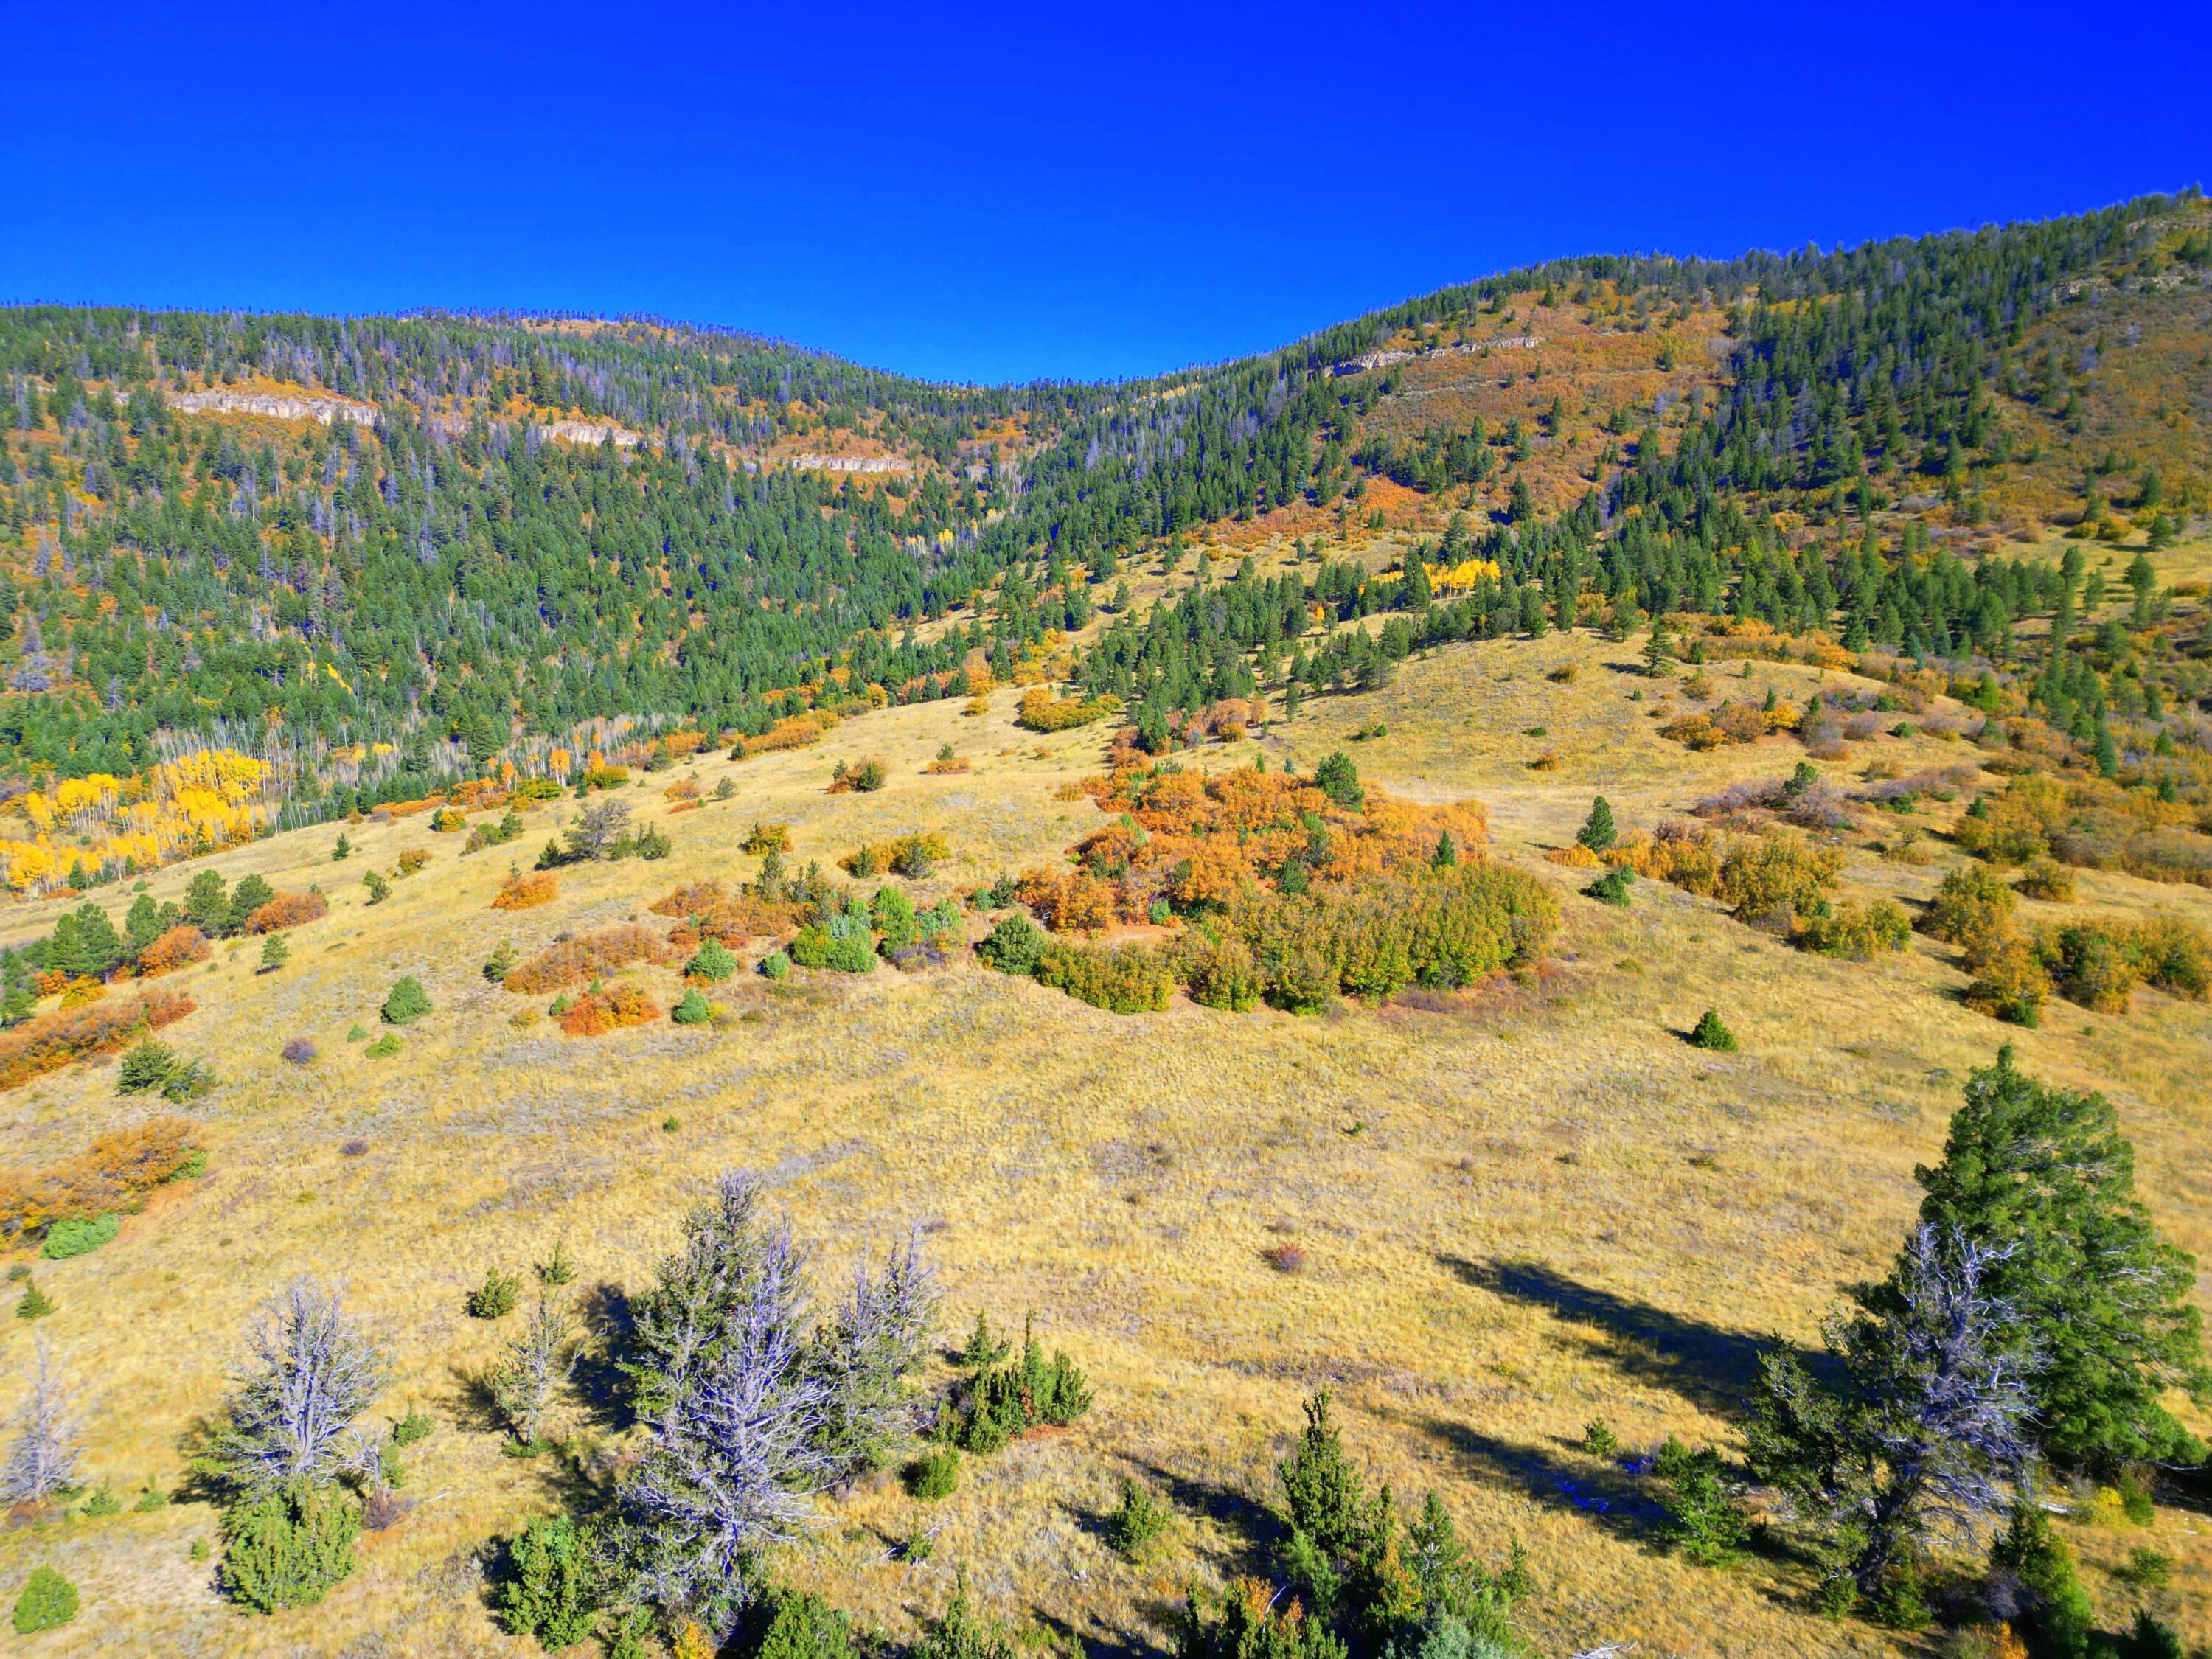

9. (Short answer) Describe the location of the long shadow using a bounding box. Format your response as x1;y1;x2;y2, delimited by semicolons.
1440;1254;1821;1416
1402;1413;1665;1546
572;1280;637;1433
1125;1457;1275;1581
1034;1608;1175;1659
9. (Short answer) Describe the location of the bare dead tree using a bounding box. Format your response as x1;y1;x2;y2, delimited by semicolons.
0;1338;80;1503
490;1292;575;1447
809;1227;939;1482
619;1220;827;1636
209;1276;390;1499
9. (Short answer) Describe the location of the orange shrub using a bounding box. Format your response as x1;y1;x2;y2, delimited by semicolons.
136;925;211;976
558;980;658;1035
733;710;838;759
58;977;106;1009
492;872;558;911
667;799;701;815
245;891;328;933
0;991;194;1090
1015;869;1118;933
664;776;702;801
0;1117;202;1239
663;731;709;760
649;880;798;945
504;925;675;994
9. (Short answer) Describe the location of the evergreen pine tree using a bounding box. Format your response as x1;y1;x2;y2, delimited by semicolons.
1576;796;1616;852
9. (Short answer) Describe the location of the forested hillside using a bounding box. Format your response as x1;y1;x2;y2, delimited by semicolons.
0;188;2205;886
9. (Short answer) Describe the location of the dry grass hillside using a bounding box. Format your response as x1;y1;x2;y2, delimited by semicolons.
0;574;2210;1657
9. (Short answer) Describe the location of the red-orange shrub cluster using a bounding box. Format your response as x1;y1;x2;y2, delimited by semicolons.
732;710;838;759
1013;869;1118;933
136;926;211;976
245;891;329;933
491;872;558;911
649;881;798;947
0;991;195;1090
504;925;674;994
0;1117;202;1239
558;981;658;1035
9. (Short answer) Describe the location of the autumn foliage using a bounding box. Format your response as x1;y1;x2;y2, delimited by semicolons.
649;881;799;951
0;1117;202;1240
731;709;839;759
0;992;195;1090
557;981;658;1036
244;891;328;933
135;926;212;976
503;926;675;994
492;872;558;911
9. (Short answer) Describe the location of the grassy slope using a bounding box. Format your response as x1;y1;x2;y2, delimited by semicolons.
0;556;2210;1655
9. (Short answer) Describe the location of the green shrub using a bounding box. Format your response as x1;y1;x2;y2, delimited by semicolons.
219;1488;361;1613
1583;866;1634;906
467;1268;522;1320
1175;931;1263;1011
1688;1009;1738;1051
496;1514;601;1650
1798;897;1911;959
975;914;1046;976
362;870;391;905
760;950;791;980
346;1023;369;1042
381;975;431;1025
117;1037;177;1093
15;1277;52;1320
392;1411;434;1447
670;989;712;1026
684;939;737;982
950;1321;1093;1452
957;1311;1010;1368
364;1034;401;1059
81;1483;122;1517
11;1566;77;1634
1581;1418;1620;1457
1035;940;1175;1013
788;920;875;973
1921;863;2014;947
914;1573;1016;1659
1105;1477;1169;1560
43;1213;118;1260
757;1590;861;1659
1655;1442;1748;1564
905;1444;960;1500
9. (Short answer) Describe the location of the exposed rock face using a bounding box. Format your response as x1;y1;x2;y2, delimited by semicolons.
164;388;380;426
531;418;642;448
784;453;910;473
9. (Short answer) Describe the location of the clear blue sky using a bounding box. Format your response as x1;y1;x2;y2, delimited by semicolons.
7;0;2203;386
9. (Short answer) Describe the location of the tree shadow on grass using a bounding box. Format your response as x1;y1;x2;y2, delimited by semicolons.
1123;1456;1276;1582
1439;1254;1822;1417
1399;1411;1666;1547
571;1280;636;1433
1034;1607;1176;1659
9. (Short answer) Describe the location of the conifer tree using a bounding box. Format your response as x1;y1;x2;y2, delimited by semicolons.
1576;796;1615;852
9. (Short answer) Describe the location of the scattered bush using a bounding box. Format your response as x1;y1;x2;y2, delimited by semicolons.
0;991;194;1091
742;821;793;855
1314;751;1363;810
1582;1419;1620;1457
219;1487;361;1613
492;872;557;911
1921;864;2016;948
364;1034;401;1059
244;891;328;933
788;919;877;975
361;870;392;905
827;758;887;794
381;976;431;1026
1035;940;1176;1014
504;927;675;994
467;1268;522;1320
2034;917;2211;1014
1576;796;1617;852
905;1444;960;1500
11;1566;77;1633
1798;897;1912;959
15;1279;52;1320
1653;1439;1750;1565
2016;858;2076;902
0;1118;203;1243
395;849;431;877
392;1411;434;1447
1016;686;1117;731
1583;866;1634;906
1105;1477;1170;1560
118;1037;178;1093
137;924;212;975
497;1514;602;1649
670;989;712;1026
759;950;790;981
558;981;660;1036
41;1213;117;1260
1688;1009;1738;1051
280;1037;316;1066
755;1590;861;1659
1262;1241;1307;1274
947;1321;1093;1451
684;939;737;983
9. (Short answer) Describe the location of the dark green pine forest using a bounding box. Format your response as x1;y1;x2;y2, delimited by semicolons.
0;188;2207;809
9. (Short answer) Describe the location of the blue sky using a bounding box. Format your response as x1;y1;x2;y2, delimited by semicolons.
7;0;2204;385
